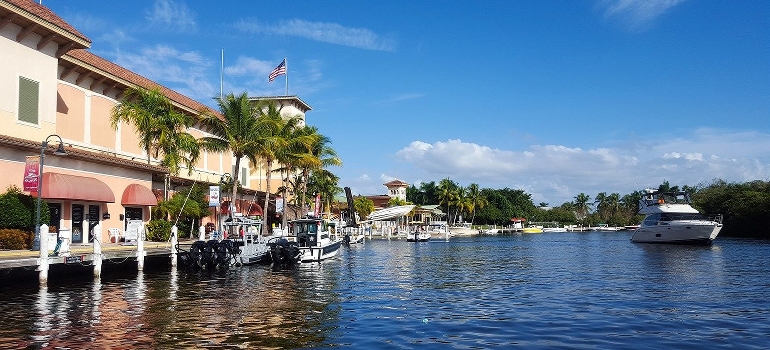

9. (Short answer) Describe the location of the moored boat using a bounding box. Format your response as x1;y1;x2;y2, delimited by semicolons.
631;189;723;245
291;217;343;263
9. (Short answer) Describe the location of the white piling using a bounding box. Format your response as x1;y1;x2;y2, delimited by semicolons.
93;223;102;278
38;224;49;284
198;225;205;241
170;225;178;267
137;223;145;271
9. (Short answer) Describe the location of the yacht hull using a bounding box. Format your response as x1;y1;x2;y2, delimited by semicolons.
631;223;722;244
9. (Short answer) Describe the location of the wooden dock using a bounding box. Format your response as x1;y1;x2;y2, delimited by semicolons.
0;240;178;283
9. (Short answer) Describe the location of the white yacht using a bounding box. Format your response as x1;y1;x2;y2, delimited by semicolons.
631;189;723;245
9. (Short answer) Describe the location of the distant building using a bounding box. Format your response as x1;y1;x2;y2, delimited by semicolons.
383;179;408;202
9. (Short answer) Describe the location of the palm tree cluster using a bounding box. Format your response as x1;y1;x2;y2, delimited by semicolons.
111;88;341;232
406;179;488;226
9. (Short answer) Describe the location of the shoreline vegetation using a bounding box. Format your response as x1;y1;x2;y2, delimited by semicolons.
394;178;770;240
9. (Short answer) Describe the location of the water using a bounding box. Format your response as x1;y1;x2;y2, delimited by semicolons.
1;232;769;349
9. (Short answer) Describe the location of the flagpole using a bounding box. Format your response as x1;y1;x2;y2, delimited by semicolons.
220;49;224;99
284;57;288;95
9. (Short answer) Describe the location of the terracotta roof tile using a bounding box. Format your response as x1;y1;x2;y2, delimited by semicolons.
65;49;214;114
2;0;90;43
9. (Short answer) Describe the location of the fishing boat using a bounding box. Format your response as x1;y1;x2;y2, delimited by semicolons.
177;216;272;268
289;217;343;263
631;189;723;245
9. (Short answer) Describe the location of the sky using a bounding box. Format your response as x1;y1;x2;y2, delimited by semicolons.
44;0;769;206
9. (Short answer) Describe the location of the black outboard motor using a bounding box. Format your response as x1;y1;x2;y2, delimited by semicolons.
268;238;301;266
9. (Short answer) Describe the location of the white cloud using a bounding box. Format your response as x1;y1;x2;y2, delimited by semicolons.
146;0;197;32
390;129;770;205
600;0;687;29
113;44;216;103
234;18;397;51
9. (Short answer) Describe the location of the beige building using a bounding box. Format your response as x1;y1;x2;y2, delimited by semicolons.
0;0;304;244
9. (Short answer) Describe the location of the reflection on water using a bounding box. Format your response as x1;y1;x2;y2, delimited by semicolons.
1;234;769;348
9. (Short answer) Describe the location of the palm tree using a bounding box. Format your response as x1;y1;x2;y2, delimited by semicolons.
466;183;488;225
437;178;459;224
306;169;341;218
573;193;592;221
110;86;199;175
253;102;306;226
295;126;341;214
198;92;264;223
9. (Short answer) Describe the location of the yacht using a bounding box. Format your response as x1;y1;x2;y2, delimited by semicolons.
631;190;723;245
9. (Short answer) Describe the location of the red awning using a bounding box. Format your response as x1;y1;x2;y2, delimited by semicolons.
247;203;263;216
39;172;115;203
221;201;232;215
122;184;157;206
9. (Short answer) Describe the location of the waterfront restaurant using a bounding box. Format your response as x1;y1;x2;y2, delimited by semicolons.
0;0;306;244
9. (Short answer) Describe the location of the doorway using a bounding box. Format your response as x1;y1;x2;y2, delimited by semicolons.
88;205;100;242
71;204;84;243
48;203;61;232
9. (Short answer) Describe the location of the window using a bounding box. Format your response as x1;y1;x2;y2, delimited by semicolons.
18;77;39;124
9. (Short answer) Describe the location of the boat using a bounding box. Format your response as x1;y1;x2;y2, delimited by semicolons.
343;230;366;244
287;217;343;263
480;225;500;234
542;227;567;233
406;229;431;242
449;222;478;235
631;189;723;245
522;225;543;233
595;224;621;231
177;216;272;268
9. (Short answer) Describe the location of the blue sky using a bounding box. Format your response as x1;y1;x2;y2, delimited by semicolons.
45;0;769;205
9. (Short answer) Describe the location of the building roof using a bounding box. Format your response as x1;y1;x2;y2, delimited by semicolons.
0;134;169;175
62;49;214;116
0;0;90;54
383;179;409;188
249;95;312;112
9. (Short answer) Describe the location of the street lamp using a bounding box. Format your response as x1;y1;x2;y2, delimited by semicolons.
32;134;66;251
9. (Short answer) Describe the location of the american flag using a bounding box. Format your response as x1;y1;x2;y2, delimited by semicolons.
268;59;286;82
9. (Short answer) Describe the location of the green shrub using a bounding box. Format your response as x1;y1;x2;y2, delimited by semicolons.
0;186;49;230
0;229;33;250
146;220;172;242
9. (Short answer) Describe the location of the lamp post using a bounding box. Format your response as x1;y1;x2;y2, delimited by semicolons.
33;134;67;251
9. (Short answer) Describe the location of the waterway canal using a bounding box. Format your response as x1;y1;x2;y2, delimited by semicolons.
1;231;769;349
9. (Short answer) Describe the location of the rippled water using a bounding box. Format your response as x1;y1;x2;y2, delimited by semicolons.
1;232;769;349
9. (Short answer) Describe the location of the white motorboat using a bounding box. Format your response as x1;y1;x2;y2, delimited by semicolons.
631;189;723;245
595;224;621;231
449;222;478;235
178;216;272;268
289;218;342;263
406;231;431;242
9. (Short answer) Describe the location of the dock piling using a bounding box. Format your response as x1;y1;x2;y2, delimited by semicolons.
170;225;178;267
93;224;102;278
38;224;49;283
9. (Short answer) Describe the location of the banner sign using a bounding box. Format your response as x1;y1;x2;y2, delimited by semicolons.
313;193;321;217
23;156;40;192
276;197;284;213
209;186;220;207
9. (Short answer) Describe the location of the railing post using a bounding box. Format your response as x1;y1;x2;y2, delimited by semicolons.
93;223;102;278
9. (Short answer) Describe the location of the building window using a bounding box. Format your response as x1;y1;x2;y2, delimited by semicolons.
18;77;40;125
